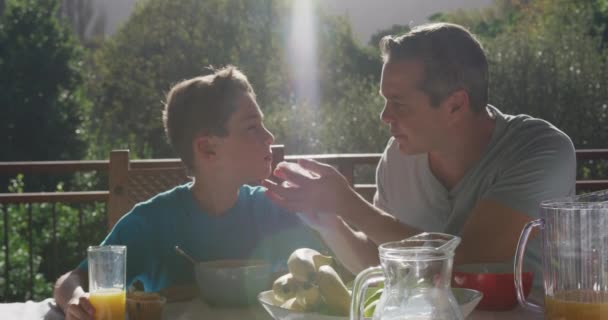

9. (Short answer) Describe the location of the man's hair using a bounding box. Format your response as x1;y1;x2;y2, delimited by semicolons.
162;65;255;169
380;23;488;112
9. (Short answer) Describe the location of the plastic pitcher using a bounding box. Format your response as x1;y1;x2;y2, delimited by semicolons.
515;190;608;319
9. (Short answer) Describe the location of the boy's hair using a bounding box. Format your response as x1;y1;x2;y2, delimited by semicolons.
162;65;255;169
380;23;488;112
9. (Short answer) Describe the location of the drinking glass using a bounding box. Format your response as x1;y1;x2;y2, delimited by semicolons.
88;245;127;320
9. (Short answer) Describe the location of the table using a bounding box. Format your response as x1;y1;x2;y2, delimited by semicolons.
0;297;544;320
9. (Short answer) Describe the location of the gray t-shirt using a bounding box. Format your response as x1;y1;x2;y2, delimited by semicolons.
373;105;576;283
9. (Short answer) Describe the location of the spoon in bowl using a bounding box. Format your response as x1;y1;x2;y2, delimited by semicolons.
174;245;197;265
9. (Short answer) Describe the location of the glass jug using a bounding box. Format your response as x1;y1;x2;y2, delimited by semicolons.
351;232;463;320
515;189;608;319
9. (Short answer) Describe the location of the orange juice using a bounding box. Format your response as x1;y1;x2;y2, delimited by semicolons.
90;288;126;320
545;290;608;319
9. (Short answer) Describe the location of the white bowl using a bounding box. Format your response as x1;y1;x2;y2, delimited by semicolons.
258;287;483;320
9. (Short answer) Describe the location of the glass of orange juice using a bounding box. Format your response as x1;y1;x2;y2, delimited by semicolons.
88;245;127;320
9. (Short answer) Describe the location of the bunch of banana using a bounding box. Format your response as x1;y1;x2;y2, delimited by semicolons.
272;248;351;316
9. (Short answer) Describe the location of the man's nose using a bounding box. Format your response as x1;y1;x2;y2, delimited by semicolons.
380;104;393;124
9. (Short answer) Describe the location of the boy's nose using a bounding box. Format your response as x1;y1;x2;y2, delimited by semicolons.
264;127;275;145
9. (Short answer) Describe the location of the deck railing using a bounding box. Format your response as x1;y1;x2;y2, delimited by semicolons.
1;149;607;301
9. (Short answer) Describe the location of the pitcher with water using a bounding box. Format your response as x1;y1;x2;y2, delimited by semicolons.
351;232;463;320
515;189;608;319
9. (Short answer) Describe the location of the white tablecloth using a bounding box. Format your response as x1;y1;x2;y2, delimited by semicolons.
0;298;543;320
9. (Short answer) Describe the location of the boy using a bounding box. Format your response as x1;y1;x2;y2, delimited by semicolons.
53;66;323;320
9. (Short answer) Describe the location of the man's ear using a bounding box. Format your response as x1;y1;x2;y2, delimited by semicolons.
444;89;470;120
192;135;219;160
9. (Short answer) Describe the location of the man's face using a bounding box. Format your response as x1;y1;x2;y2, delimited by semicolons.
379;59;450;155
213;92;275;183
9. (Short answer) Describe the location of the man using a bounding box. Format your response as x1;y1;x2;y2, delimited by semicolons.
264;23;575;278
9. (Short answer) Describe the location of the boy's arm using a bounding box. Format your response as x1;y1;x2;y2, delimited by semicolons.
53;268;94;319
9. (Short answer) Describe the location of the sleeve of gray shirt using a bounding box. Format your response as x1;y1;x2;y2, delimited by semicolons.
483;127;576;218
373;140;391;213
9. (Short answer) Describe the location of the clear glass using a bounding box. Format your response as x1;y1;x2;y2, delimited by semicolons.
88;245;127;320
351;232;463;320
515;189;608;319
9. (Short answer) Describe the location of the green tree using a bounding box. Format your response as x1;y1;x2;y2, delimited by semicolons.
86;0;278;160
0;0;98;302
428;0;525;39
60;0;107;46
368;24;411;47
86;0;385;158
0;0;88;188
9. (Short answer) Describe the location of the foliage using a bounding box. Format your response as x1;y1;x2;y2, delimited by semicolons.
0;0;88;192
266;76;388;154
482;0;608;148
85;0;384;158
0;175;106;302
86;0;280;159
428;0;526;39
368;24;411;47
59;0;107;46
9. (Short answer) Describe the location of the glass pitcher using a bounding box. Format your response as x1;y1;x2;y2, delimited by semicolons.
351;232;463;320
515;189;608;319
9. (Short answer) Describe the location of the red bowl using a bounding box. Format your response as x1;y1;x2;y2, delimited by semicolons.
452;263;533;311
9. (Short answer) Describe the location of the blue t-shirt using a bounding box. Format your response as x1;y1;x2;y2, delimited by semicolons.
78;184;324;292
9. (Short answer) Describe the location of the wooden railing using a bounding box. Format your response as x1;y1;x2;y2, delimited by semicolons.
288;149;608;201
1;149;607;301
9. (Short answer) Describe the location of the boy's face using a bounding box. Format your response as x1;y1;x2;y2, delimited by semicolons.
212;92;275;183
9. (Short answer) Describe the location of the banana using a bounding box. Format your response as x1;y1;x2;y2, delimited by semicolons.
317;265;351;316
287;248;333;283
313;254;334;270
280;297;306;312
295;282;322;309
272;273;297;303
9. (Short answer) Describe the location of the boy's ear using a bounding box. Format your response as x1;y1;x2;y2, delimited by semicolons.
193;135;219;160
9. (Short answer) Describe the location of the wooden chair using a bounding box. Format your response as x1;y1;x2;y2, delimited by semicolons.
106;145;285;230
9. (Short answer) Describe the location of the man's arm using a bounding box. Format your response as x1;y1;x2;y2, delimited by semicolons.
264;158;550;273
53;268;94;319
455;199;535;264
264;159;422;274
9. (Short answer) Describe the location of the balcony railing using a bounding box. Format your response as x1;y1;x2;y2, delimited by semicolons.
1;149;607;301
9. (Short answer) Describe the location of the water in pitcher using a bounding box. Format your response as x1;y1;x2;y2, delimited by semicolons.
351;233;463;320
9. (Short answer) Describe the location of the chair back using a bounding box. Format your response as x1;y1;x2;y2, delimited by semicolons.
107;145;284;230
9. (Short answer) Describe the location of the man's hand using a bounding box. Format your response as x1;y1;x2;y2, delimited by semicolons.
65;293;94;320
263;159;356;215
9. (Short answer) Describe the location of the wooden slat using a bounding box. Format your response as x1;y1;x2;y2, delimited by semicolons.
130;159;183;169
3;205;10;300
575;149;608;161
51;203;58;284
27;204;33;298
0;149;604;175
0;191;109;204
286;153;382;165
0;160;107;174
576;180;608;192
